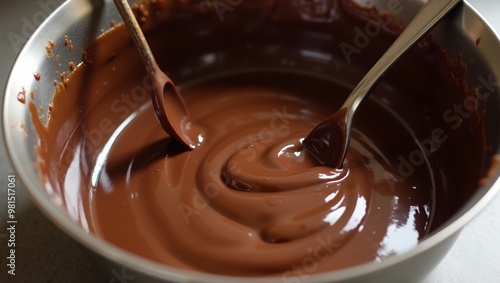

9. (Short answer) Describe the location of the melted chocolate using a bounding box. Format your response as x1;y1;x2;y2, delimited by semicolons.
304;107;349;168
31;0;487;277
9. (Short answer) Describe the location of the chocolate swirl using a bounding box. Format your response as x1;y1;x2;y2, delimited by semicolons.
32;0;441;276
69;72;430;275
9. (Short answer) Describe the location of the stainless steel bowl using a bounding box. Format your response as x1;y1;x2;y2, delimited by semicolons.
3;0;500;282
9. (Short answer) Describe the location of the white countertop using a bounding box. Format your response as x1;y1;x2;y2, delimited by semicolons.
0;0;499;282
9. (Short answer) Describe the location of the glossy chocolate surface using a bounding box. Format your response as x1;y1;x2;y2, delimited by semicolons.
31;0;486;277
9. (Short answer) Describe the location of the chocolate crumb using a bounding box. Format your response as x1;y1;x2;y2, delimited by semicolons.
34;72;41;81
69;40;74;51
30;91;35;99
64;35;69;46
45;40;56;59
17;87;26;104
69;61;76;71
11;121;28;139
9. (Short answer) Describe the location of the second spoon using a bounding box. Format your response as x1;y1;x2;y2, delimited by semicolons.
304;0;462;168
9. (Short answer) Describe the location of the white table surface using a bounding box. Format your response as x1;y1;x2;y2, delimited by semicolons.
0;0;499;282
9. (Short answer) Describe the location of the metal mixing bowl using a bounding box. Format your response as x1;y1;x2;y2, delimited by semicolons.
3;0;500;282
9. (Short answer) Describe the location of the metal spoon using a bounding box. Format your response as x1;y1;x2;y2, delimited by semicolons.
303;0;462;168
113;0;199;149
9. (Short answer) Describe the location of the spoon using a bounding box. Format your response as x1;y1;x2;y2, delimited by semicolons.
304;0;462;168
113;0;199;149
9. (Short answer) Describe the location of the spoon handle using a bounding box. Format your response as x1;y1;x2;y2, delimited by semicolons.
342;0;462;118
113;0;157;74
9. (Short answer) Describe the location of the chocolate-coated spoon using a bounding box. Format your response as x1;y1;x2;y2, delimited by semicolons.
304;0;461;168
113;0;199;149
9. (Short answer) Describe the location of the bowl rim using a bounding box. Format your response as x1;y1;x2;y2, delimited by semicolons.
3;0;500;282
